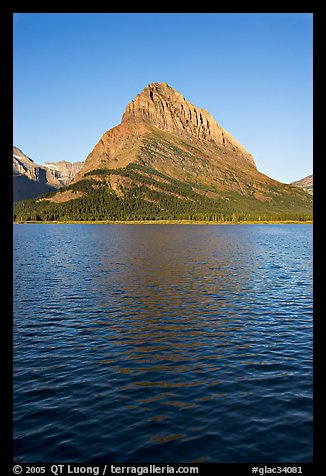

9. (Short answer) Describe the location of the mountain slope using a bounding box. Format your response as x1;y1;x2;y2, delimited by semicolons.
290;175;313;195
13;83;313;222
73;82;256;183
13;147;61;202
13;147;84;202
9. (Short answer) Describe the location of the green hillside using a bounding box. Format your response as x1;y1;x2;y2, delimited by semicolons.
13;163;313;223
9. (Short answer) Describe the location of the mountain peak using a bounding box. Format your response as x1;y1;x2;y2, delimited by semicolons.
122;82;255;166
122;82;201;127
14;83;313;221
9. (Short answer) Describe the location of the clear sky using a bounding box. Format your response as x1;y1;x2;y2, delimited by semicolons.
13;13;313;183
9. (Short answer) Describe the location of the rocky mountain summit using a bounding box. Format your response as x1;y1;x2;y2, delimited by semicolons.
122;82;255;165
13;147;84;202
290;174;313;195
74;82;256;183
14;82;313;222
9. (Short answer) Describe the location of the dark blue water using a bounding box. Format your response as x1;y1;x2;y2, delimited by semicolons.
13;224;313;463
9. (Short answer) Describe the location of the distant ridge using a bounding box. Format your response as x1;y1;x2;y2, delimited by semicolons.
13;147;83;202
290;174;313;195
44;161;83;186
13;146;60;202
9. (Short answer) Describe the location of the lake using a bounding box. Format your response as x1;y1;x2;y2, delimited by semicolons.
13;224;313;463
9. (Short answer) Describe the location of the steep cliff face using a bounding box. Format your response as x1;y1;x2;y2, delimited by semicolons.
13;147;61;202
13;147;83;201
44;161;84;186
74;82;257;184
13;146;61;187
122;82;255;166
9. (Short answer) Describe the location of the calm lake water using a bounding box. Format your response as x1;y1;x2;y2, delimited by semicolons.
13;224;313;463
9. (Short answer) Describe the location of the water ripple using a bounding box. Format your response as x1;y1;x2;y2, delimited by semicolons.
14;224;312;463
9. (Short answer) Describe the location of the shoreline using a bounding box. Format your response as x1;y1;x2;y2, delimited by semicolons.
13;220;313;225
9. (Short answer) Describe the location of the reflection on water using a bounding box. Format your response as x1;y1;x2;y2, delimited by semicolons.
14;225;312;463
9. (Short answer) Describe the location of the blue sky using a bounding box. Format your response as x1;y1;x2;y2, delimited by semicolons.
13;13;313;183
